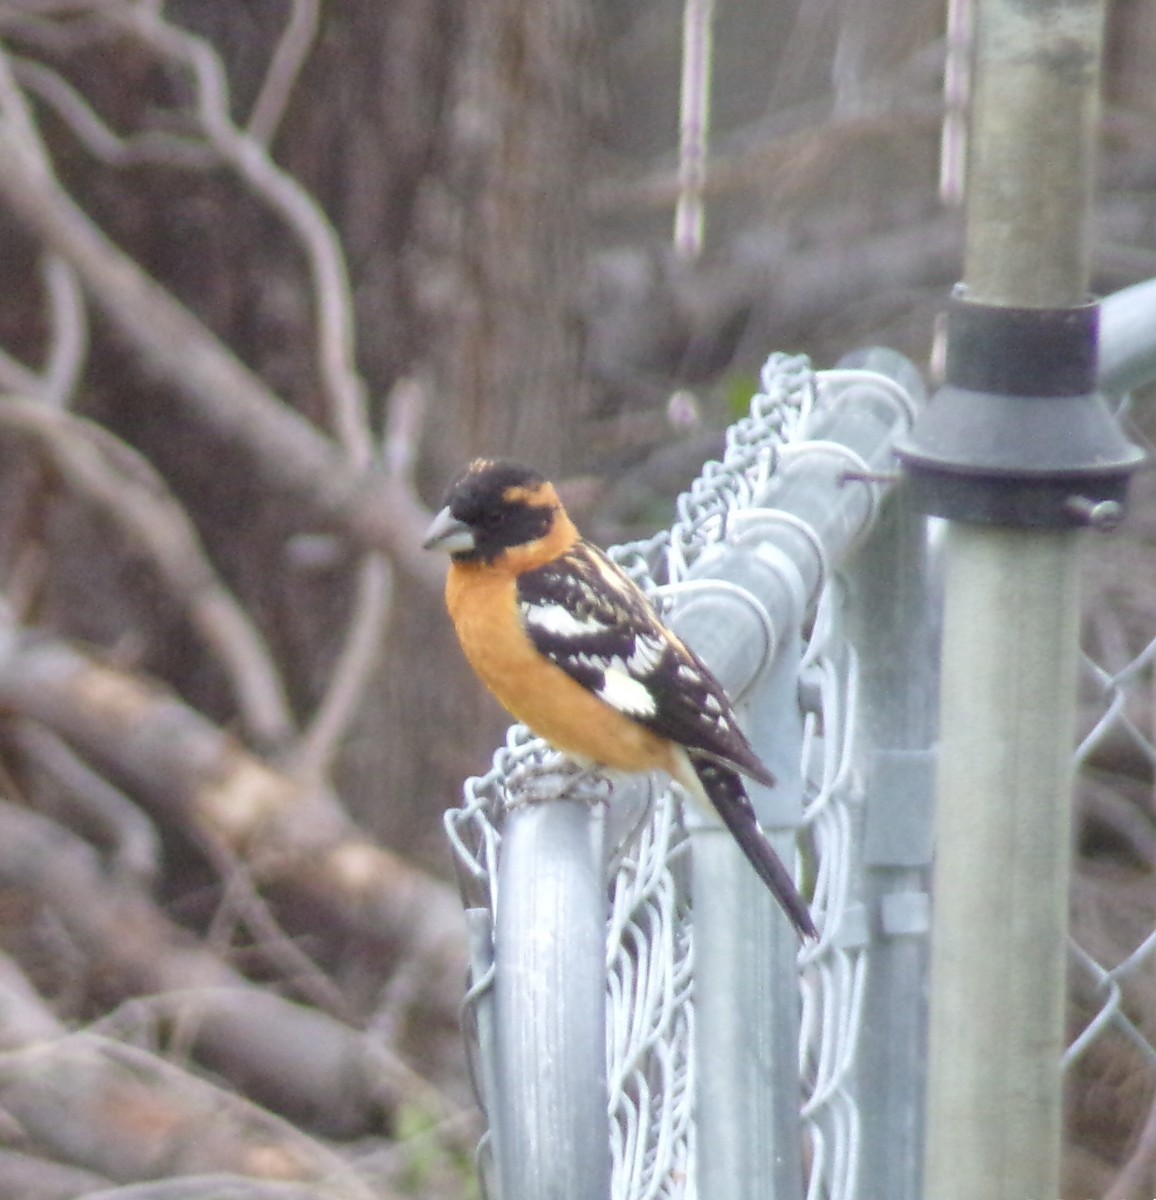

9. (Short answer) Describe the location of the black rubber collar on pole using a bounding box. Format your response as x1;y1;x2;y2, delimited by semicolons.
895;291;1145;528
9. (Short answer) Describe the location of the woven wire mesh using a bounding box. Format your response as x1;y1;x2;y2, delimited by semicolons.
1065;577;1156;1189
797;583;867;1200
444;353;883;1199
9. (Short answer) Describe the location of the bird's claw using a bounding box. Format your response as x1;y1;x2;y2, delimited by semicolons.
503;755;612;811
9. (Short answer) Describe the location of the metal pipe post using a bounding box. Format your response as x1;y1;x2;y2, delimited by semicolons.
848;491;936;1200
961;3;1102;306
691;643;808;1200
921;2;1109;1197
676;358;919;1200
925;526;1080;1200
493;798;611;1200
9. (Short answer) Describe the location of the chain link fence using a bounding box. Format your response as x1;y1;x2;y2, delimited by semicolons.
1066;539;1156;1195
444;351;931;1200
444;315;1156;1198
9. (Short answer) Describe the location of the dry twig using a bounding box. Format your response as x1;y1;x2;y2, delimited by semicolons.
0;38;438;586
0;629;468;1036
246;0;321;147
11;720;161;884
0;947;382;1197
0;396;296;748
0;799;452;1138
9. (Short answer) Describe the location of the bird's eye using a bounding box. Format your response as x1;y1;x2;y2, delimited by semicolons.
480;508;503;530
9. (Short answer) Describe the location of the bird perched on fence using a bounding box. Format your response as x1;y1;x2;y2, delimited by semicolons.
423;458;816;939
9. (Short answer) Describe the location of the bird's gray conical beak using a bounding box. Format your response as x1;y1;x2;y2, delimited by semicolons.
422;506;476;555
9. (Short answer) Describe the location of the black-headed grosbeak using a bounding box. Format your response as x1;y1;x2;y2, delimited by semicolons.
423;458;816;939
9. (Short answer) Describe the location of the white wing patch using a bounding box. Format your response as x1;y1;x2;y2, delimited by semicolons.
597;668;658;717
627;633;666;675
522;601;607;639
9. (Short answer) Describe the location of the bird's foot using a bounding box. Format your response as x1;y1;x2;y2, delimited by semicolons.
504;754;612;810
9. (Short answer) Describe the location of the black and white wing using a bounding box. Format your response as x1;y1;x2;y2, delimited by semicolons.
515;541;773;785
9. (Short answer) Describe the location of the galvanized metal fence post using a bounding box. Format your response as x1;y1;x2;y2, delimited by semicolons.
927;525;1082;1198
493;796;611;1200
676;354;920;1200
897;2;1143;1197
843;432;937;1197
687;636;809;1200
448;276;1156;1200
845;492;936;1200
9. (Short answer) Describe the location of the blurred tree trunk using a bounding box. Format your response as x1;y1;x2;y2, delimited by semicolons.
6;0;598;863
360;0;597;855
424;0;591;475
257;0;596;844
0;0;600;1128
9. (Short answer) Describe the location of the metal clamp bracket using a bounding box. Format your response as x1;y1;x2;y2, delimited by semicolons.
896;291;1145;527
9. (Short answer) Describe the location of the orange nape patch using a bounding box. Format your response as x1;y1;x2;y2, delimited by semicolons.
501;482;551;507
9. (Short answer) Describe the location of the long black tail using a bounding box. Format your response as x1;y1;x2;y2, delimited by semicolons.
693;758;817;939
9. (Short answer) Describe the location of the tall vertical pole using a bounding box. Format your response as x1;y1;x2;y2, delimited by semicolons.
921;1;1100;1196
925;525;1079;1200
962;1;1102;306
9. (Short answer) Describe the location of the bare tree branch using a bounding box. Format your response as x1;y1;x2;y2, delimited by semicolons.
246;0;321;147
293;381;424;780
0;1147;111;1200
0;343;42;397
0;949;70;1048
11;720;161;884
0;799;457;1140
10;54;215;167
0;1034;378;1196
0;30;51;169
0;946;380;1196
0;629;468;1033
113;4;372;468
0;44;438;588
202;840;353;1020
1104;1078;1156;1200
0;253;84;406
0;396;296;747
380;377;425;483
292;554;392;782
38;253;87;407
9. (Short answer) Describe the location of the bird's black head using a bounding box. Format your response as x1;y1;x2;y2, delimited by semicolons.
424;459;561;564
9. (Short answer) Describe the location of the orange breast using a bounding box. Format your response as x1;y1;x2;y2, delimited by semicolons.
446;563;675;775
